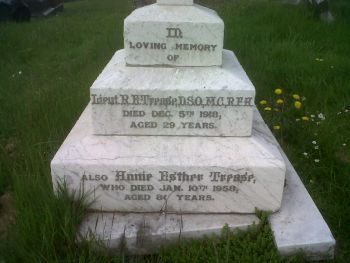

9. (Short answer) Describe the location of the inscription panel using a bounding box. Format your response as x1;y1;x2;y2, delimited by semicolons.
124;5;224;66
90;49;255;136
53;165;283;213
91;90;254;136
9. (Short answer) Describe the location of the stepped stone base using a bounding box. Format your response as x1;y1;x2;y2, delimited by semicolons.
90;49;255;137
51;105;285;213
75;109;335;261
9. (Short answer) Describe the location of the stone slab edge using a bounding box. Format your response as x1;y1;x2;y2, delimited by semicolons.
79;212;259;254
270;150;336;260
157;0;193;5
253;112;335;261
77;108;335;260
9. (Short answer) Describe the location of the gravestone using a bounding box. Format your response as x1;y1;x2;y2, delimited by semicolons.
51;0;335;259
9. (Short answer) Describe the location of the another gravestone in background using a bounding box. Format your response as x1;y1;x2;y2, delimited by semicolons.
283;0;334;23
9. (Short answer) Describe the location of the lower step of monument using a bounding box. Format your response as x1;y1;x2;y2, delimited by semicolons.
78;139;336;261
51;104;335;260
51;104;286;213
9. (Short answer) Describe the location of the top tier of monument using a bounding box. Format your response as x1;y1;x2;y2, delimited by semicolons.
124;0;224;66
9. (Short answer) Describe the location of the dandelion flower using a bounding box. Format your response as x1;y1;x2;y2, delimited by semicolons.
276;99;284;104
259;100;268;105
302;116;310;121
314;159;320;163
273;125;281;130
294;101;302;109
274;88;283;95
264;107;272;111
292;94;301;100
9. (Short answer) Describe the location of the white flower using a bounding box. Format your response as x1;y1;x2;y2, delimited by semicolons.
296;118;301;122
312;141;317;145
345;109;349;113
311;114;315;118
343;143;347;146
303;152;308;156
318;113;325;120
18;71;22;75
314;146;319;150
314;159;320;163
302;96;306;101
310;179;314;184
337;112;342;115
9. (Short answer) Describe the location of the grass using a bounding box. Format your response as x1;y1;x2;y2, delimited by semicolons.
0;0;349;262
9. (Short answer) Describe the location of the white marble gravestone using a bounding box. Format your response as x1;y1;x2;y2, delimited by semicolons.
51;0;335;259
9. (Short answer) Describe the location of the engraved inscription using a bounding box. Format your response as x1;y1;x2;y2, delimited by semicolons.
78;169;256;203
166;27;183;38
127;27;220;64
91;93;254;132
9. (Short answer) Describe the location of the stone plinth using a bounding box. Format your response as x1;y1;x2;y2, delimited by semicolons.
51;106;285;214
78;109;335;260
91;50;255;136
80;213;259;254
124;4;224;66
157;0;193;5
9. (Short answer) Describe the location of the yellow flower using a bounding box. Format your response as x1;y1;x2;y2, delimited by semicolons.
273;125;281;130
292;94;301;100
259;100;268;105
264;107;272;111
274;88;283;95
276;99;284;104
294;101;302;109
302;116;310;121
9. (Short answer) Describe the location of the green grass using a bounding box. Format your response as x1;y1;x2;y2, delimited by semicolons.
0;0;349;262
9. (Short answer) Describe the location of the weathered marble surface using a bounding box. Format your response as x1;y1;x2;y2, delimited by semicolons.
91;49;255;136
124;4;224;66
51;105;285;213
79;213;259;254
157;0;193;5
78;110;335;260
270;151;335;261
